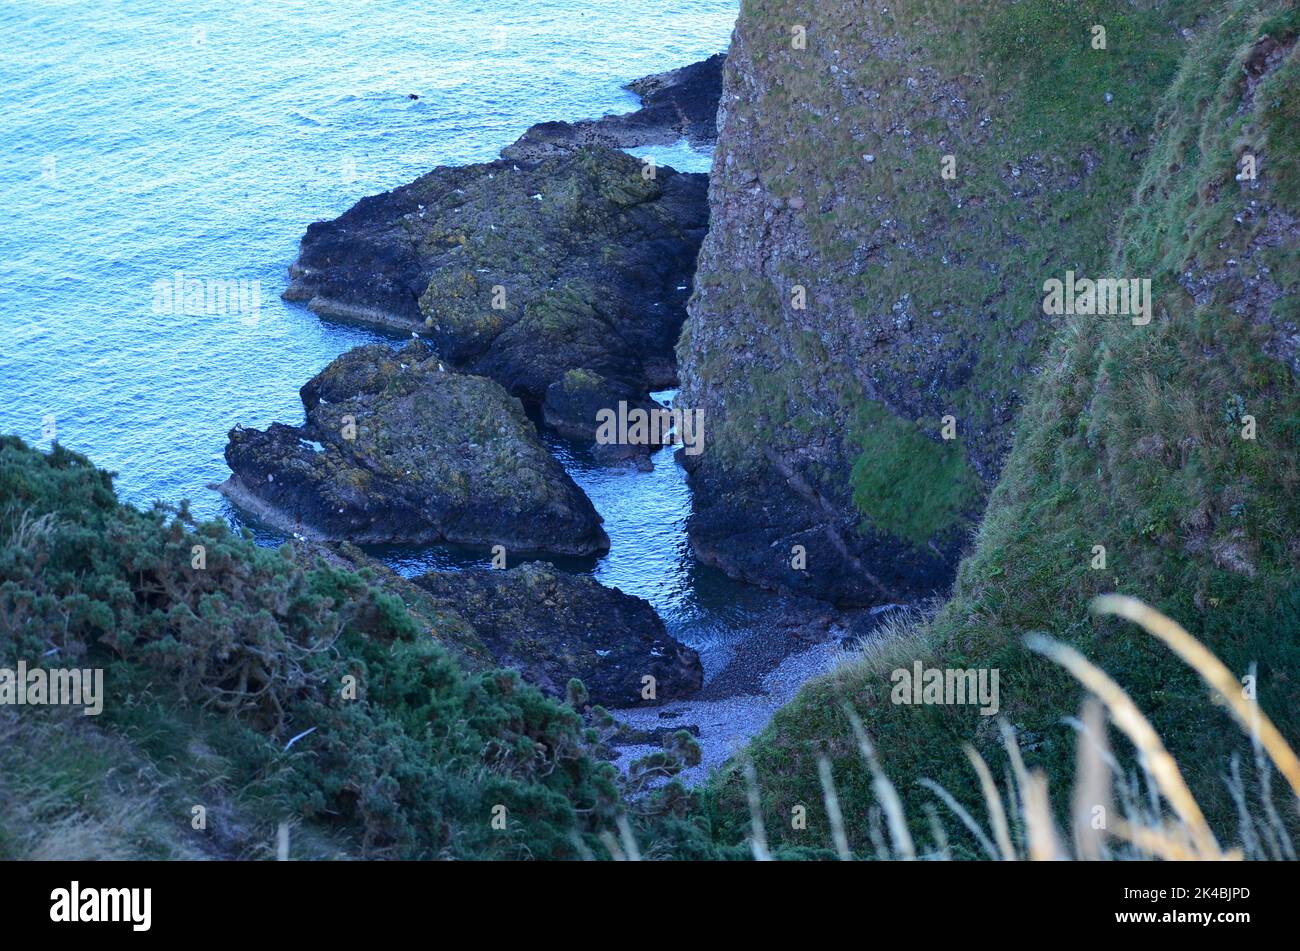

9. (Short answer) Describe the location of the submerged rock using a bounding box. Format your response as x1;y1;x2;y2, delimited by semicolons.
501;53;725;162
284;146;707;448
411;561;704;707
218;340;608;555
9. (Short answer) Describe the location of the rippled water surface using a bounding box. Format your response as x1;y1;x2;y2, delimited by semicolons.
0;0;785;666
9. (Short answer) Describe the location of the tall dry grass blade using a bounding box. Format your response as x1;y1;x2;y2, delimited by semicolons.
1225;755;1264;860
1111;820;1202;861
1004;764;1026;855
817;756;852;861
599;829;627;862
1025;633;1222;859
1243;662;1297;861
998;721;1031;854
998;719;1029;792
844;706;916;859
742;760;772;861
1071;698;1111;861
569;831;596;862
1112;820;1244;862
615;814;641;862
1092;594;1300;799
1114;768;1153;860
918;778;999;860
962;744;1015;861
1254;753;1297;861
923;803;951;861
1022;769;1065;860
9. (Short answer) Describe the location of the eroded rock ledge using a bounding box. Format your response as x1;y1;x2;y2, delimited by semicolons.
295;542;701;708
501;53;725;162
218;340;608;556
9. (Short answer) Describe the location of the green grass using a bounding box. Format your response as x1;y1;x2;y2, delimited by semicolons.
849;400;981;548
0;437;719;860
709;0;1300;856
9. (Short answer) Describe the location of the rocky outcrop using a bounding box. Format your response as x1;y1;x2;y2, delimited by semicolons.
218;340;608;555
295;541;701;707
676;0;1215;604
541;368;667;466
284;147;708;447
411;562;703;707
501;53;725;162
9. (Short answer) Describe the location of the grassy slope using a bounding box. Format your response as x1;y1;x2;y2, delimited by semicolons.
708;0;1300;855
0;437;718;860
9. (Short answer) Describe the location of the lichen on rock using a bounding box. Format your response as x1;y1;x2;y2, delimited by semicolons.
218;340;609;555
284;145;708;450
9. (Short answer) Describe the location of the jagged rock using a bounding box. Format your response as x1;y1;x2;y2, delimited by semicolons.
218;340;608;555
411;562;703;707
501;53;725;162
284;146;707;447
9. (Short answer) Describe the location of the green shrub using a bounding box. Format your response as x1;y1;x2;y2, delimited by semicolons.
0;436;714;859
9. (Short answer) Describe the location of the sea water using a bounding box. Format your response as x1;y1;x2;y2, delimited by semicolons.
0;0;801;671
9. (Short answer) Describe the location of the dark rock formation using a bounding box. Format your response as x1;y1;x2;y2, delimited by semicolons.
542;368;666;467
677;449;954;606
283;146;708;447
675;1;1210;604
411;562;703;707
501;53;725;162
218;340;608;555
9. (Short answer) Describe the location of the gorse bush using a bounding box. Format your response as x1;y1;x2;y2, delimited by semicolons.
0;436;714;859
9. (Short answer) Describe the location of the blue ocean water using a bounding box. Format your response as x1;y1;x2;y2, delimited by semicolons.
0;0;791;667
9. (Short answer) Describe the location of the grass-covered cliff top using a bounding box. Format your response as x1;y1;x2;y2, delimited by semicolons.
708;0;1300;855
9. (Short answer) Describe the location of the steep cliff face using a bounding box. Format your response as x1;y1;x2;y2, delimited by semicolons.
712;0;1300;852
679;0;1220;604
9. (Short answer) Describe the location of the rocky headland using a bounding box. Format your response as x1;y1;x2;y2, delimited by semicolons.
281;55;723;456
282;147;708;451
220;55;733;732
